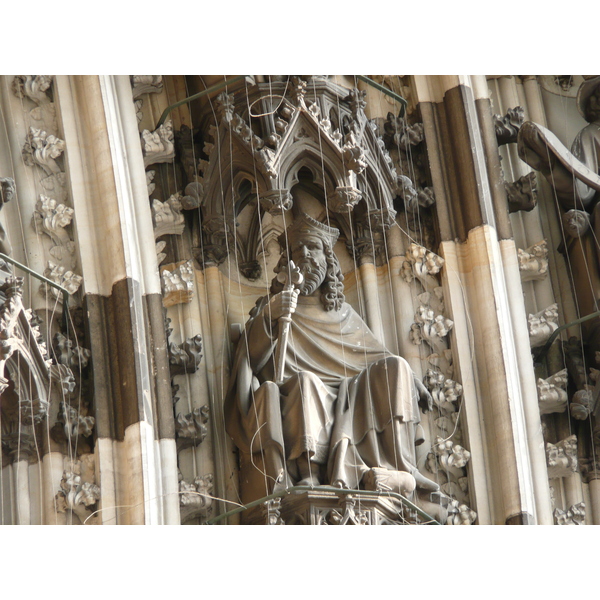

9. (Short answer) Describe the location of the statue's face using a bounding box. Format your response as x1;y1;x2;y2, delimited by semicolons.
290;234;328;295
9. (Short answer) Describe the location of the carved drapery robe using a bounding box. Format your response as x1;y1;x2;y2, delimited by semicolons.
225;294;423;501
518;120;600;349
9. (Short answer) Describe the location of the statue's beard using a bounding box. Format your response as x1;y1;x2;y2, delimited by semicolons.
297;257;327;296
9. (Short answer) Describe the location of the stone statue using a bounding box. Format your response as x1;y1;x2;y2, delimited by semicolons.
225;213;438;504
518;76;600;355
0;177;15;257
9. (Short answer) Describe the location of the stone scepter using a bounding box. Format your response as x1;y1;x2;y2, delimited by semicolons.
274;260;303;384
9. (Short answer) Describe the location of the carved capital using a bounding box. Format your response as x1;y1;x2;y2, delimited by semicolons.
131;75;163;99
546;435;578;478
153;194;185;238
161;260;194;307
528;304;559;348
518;240;548;282
494;106;524;145
141;120;175;168
1;433;37;462
537;368;568;414
22;128;65;176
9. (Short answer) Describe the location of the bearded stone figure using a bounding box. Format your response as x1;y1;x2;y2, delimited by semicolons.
225;213;438;505
518;77;600;355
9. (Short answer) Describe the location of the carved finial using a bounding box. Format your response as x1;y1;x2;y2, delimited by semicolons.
215;92;235;123
290;77;308;106
345;88;367;117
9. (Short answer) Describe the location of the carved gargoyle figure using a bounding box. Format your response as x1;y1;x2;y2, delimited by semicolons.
518;77;600;357
225;213;438;505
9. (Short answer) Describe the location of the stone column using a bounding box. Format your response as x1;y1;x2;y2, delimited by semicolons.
415;75;551;524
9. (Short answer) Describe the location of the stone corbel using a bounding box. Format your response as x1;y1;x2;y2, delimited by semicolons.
169;334;202;376
518;240;548;282
179;473;213;522
131;75;163;99
506;172;537;213
32;196;75;261
181;182;204;210
55;456;100;523
537;368;568;414
546;435;578;478
554;502;585;525
22;127;65;176
528;304;559;348
494;106;524;146
325;186;362;213
152;194;185;238
141;120;175;168
175;405;209;450
161;260;194;307
563;209;590;238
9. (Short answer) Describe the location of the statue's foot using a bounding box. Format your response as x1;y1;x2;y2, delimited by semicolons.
412;470;440;492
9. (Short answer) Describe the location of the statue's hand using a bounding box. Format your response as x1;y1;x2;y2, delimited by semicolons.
414;375;433;413
267;288;299;322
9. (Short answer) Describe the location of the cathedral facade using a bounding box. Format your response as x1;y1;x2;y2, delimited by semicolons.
0;75;596;525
